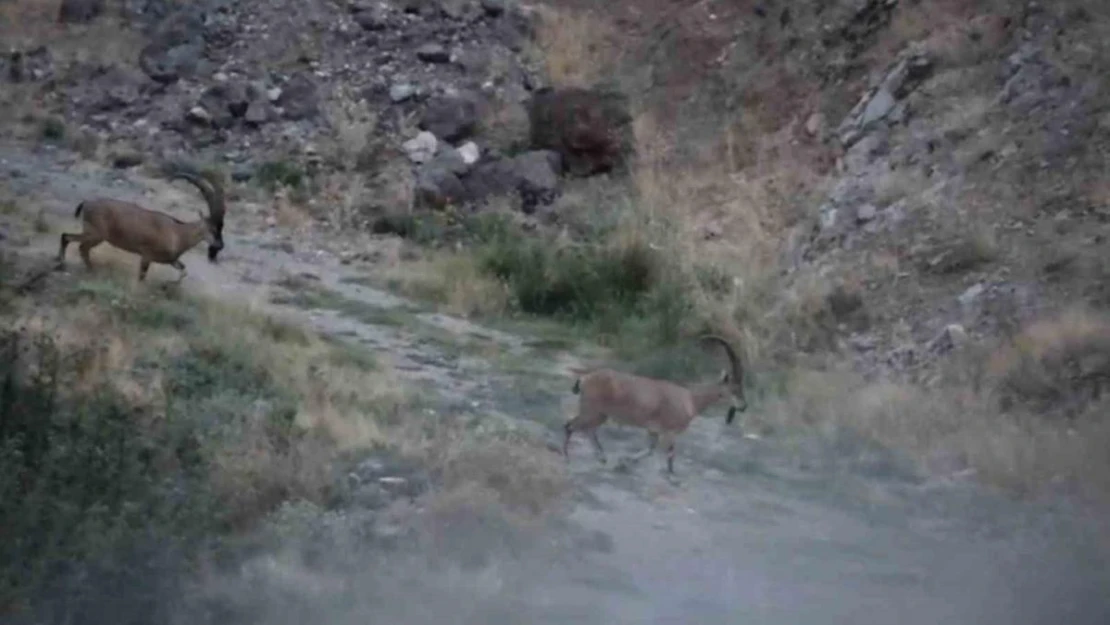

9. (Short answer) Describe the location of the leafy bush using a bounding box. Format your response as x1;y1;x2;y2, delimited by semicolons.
475;226;693;345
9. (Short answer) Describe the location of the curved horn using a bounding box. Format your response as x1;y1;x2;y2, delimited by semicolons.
699;334;743;386
166;168;226;224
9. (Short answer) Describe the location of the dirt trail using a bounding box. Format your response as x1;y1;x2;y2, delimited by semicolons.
3;141;1109;624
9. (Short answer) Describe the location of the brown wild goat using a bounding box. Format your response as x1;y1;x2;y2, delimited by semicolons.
57;168;227;282
563;335;747;474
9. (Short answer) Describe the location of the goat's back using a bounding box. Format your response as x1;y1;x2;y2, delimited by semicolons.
578;368;695;431
80;198;192;260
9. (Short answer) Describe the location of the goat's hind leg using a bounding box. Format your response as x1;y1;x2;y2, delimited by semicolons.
627;431;659;463
563;411;607;465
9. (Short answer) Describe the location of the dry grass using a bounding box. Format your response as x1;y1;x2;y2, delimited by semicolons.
533;3;621;88
754;362;1110;503
379;251;511;319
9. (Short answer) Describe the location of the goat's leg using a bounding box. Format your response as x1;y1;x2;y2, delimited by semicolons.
138;258;151;282
563;411;605;462
170;260;187;283
588;425;608;465
661;432;678;474
77;237;102;270
57;233;76;265
626;431;659;463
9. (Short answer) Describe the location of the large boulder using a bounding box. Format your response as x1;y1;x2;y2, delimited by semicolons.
461;150;561;212
528;87;633;177
419;94;480;142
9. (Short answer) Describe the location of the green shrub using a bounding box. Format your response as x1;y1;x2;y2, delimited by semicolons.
474;226;692;346
255;160;305;191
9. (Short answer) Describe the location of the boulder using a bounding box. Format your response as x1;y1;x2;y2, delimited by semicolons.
58;0;104;24
419;94;479;142
528;86;633;177
402;131;438;164
277;73;320;121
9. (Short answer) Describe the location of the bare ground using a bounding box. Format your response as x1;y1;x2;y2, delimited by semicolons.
3;140;1109;624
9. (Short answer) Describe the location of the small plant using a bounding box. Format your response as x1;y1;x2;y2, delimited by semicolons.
255;160;305;191
39;117;65;142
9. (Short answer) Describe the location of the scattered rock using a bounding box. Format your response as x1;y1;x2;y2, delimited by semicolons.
958;283;985;308
415;163;466;209
930;323;970;353
430;146;470;176
402;131;438;164
510;149;561;212
389;83;417;103
419;94;479;142
352;4;390;30
805;112;824;137
138;8;207;84
186;106;212;125
855;203;877;223
416;43;450;63
57;0;104;24
457;141;481;165
110;151;144;169
277;73;320;121
481;0;506;17
837;53;933;147
528;87;634;177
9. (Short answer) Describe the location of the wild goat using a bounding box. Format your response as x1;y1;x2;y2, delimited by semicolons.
57;167;227;282
563;335;747;474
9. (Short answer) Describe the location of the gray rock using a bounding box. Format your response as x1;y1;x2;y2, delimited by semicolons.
431;146;470;176
419;94;479;142
110;151;143;169
389;83;417;103
353;4;390;30
511;149;561;197
138;9;206;84
415;163;466;209
186;106;212;124
197;82;252;127
277;73;320;120
860;88;896;127
958;283;985;308
402;131;438;164
855;203;877;223
457;141;480;164
243;99;272;126
481;0;506;17
58;0;104;23
416;43;450;63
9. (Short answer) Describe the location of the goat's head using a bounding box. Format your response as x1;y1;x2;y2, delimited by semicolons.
166;167;227;262
699;335;748;423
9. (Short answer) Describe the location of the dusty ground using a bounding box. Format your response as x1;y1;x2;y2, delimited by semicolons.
3;139;1109;624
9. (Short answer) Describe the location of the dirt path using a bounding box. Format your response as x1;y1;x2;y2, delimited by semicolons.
3;141;1109;624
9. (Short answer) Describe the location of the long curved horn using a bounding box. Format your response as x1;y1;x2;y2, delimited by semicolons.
699;334;743;386
165;168;226;224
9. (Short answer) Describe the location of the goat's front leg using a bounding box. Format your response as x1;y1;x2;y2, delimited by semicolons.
171;260;187;283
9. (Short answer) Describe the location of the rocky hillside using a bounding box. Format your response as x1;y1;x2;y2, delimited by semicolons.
4;0;1110;496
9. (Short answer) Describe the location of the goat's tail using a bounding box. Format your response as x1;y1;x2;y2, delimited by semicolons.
73;202;85;218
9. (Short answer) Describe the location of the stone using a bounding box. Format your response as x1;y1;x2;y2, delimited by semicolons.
481;0;506;17
402;130;438;164
416;43;450;63
58;0;104;24
186;106;212;124
805;112;824;136
419;94;479;142
277;73;320;120
457;141;480;165
856;203;877;223
389;83;416;103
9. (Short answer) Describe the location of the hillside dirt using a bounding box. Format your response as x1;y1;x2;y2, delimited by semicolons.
3;139;1109;624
